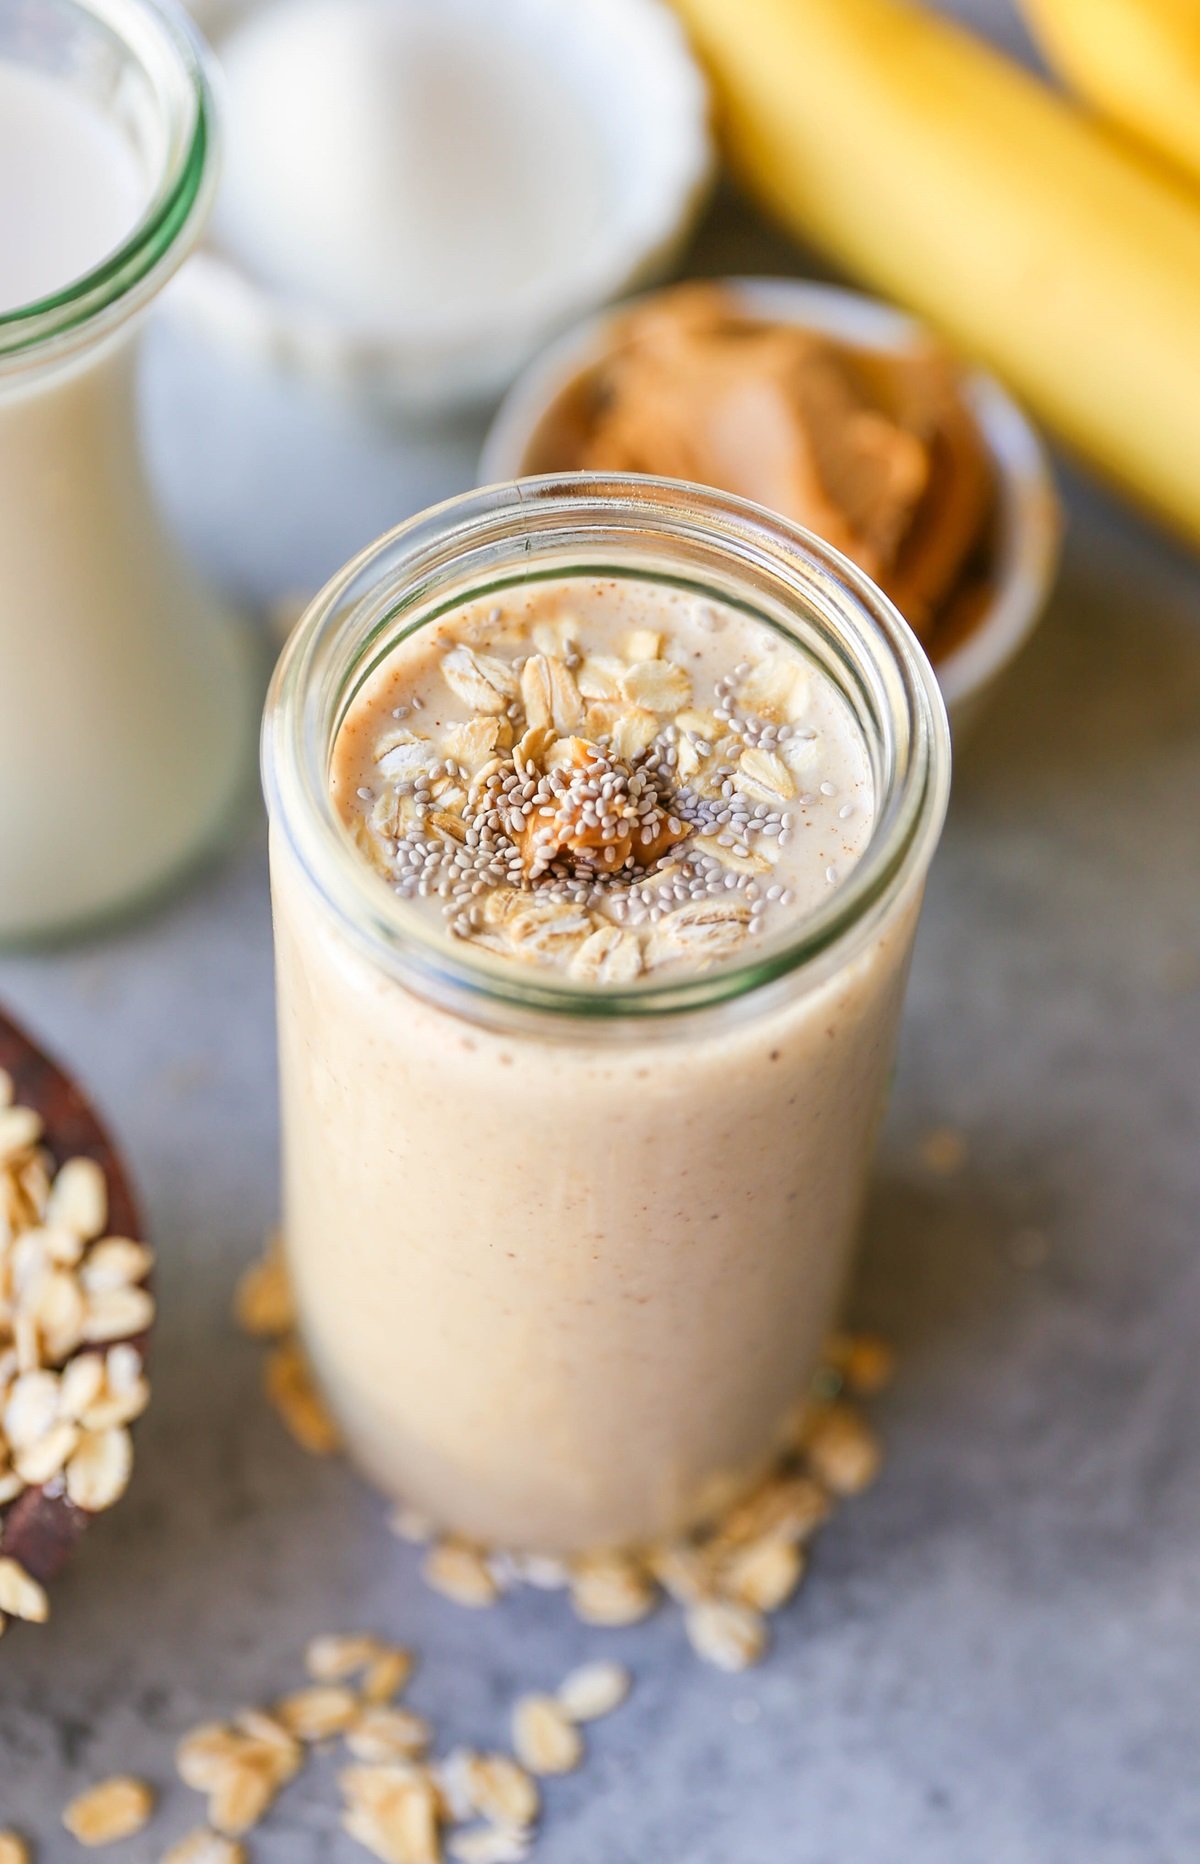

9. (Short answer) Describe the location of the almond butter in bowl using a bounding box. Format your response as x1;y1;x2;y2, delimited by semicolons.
511;282;998;661
0;1010;152;1635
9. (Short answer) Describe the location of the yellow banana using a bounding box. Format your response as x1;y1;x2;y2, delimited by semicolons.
1020;0;1200;188
672;0;1200;549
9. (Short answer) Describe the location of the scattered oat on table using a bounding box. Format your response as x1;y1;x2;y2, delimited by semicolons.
262;1338;340;1456
462;1751;540;1831
685;1599;768;1673
824;1331;896;1397
567;1553;657;1627
556;1660;631;1724
0;1833;30;1864
362;1645;416;1704
275;1684;360;1742
175;1710;301;1838
62;1777;155;1847
233;1238;340;1456
423;1539;500;1609
305;1631;383;1681
340;1763;442;1864
719;1535;806;1614
346;1706;432;1763
169;1638;597;1859
206;1762;282;1841
802;1402;883;1496
233;1242;294;1338
511;1696;584;1777
161;1832;246;1864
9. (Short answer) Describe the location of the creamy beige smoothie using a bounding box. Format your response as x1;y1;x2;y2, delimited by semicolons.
267;489;949;1555
0;6;250;941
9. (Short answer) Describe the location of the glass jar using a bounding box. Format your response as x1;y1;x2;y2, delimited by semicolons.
0;0;252;943
263;476;950;1555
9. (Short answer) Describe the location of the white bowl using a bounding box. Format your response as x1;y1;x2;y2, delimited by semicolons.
178;0;713;413
480;278;1062;734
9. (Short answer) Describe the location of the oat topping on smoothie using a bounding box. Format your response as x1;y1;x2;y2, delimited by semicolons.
332;579;873;979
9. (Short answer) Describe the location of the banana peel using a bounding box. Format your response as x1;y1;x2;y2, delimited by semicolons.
1020;0;1200;189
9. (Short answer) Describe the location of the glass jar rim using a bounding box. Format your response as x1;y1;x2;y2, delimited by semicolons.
0;0;217;370
263;475;952;1028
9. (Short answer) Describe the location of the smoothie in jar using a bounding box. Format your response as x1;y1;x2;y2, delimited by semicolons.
265;478;950;1554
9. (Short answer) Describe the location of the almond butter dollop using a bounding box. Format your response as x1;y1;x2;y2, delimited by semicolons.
522;284;995;653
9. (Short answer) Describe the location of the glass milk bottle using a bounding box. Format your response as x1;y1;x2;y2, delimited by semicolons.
0;0;252;941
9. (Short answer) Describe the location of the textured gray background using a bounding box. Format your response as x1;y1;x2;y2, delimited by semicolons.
2;2;1199;1858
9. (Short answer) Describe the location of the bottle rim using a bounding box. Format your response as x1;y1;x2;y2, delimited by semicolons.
0;0;217;371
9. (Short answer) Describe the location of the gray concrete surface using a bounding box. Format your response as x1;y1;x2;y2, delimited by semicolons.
2;2;1199;1857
